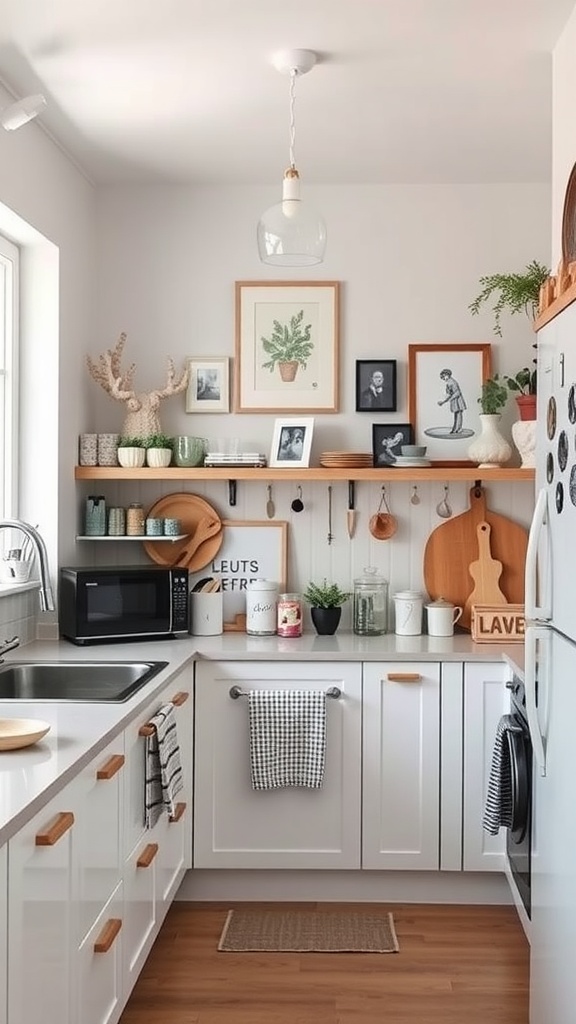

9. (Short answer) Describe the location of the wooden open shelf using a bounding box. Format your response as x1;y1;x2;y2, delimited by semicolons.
75;466;534;483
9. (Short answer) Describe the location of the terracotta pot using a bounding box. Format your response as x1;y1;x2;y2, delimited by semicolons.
278;361;299;382
516;394;537;421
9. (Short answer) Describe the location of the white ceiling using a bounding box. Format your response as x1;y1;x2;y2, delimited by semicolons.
0;0;573;186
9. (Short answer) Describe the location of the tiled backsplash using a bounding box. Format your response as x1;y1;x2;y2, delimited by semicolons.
0;587;42;646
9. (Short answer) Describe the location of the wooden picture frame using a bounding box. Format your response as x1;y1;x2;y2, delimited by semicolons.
372;423;413;466
355;360;397;412
234;280;340;413
269;417;314;468
408;343;492;465
188;520;288;631
185;356;230;413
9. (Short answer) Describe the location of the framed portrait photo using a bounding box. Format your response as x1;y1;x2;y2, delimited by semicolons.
235;281;340;413
186;356;230;413
269;417;314;469
408;343;492;464
355;360;397;412
372;423;413;467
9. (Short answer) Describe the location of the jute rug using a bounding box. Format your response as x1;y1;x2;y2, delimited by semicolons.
217;909;399;953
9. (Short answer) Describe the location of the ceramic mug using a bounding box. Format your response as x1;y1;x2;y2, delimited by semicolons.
426;600;463;637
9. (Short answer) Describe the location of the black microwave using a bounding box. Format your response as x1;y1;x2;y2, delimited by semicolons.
59;566;189;645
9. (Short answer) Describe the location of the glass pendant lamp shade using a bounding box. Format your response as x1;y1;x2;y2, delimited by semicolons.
258;168;326;266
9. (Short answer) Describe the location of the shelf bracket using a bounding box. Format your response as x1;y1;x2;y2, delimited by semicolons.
474;478;483;496
228;479;237;507
348;480;355;510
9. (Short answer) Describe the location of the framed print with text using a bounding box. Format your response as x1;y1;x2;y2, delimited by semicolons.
235;281;340;413
408;343;492;464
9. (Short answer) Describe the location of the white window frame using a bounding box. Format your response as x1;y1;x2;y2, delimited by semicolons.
0;234;18;518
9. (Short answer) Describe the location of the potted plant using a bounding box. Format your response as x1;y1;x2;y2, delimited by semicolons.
503;366;537;421
261;309;314;382
468;376;512;468
144;433;174;468
303;580;350;635
117;436;146;468
469;260;549;417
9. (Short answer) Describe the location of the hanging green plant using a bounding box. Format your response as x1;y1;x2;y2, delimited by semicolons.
468;260;549;337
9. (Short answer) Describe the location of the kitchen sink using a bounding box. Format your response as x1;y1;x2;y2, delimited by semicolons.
0;660;168;702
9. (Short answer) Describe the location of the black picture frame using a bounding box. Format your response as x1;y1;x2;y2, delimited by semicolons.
372;423;413;467
355;360;397;412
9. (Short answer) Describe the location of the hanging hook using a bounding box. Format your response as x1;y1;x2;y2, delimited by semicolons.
410;485;420;506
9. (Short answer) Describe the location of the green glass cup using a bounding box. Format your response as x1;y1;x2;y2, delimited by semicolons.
174;436;207;467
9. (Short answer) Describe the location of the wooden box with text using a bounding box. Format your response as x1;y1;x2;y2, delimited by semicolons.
471;604;525;644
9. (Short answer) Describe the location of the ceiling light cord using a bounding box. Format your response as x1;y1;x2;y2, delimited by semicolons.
288;68;297;172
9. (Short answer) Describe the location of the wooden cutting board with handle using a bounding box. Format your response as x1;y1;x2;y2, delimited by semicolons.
463;521;507;624
423;485;528;631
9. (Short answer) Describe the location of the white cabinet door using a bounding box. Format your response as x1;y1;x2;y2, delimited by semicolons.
462;661;509;871
8;784;78;1024
362;662;441;870
0;844;6;1024
77;883;124;1024
154;680;193;917
194;661;362;869
122;838;158;994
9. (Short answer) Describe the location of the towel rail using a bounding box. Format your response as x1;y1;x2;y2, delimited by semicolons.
229;684;341;700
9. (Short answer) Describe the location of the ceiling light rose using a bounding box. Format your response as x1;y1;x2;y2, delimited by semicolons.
257;49;326;267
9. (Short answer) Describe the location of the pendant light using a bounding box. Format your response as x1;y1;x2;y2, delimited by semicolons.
257;49;326;267
0;94;46;131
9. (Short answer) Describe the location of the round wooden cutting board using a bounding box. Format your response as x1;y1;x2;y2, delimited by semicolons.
423;485;528;631
142;492;223;571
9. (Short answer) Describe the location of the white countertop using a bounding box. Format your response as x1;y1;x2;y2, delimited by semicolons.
0;632;524;844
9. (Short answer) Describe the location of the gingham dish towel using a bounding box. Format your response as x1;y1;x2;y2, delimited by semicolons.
145;703;184;828
248;689;327;790
482;714;515;835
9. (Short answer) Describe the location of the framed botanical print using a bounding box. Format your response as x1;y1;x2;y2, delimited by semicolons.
408;343;492;464
234;281;340;413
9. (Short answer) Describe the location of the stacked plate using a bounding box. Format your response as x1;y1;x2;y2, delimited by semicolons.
320;451;373;468
392;455;432;467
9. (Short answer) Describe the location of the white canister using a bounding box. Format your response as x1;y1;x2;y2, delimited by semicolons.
190;591;223;636
393;590;424;636
246;579;278;636
426;597;463;637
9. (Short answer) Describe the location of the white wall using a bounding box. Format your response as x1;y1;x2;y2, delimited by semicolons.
86;182;547;624
552;3;576;264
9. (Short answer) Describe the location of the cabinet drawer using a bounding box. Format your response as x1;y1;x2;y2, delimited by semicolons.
77;883;123;1024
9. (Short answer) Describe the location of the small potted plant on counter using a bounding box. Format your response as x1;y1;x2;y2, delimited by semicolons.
144;434;174;467
303;580;350;635
117;436;146;468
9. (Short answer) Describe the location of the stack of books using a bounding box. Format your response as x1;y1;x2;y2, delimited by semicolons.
204;452;267;468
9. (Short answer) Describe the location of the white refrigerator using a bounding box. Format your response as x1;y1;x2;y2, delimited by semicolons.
525;298;576;1024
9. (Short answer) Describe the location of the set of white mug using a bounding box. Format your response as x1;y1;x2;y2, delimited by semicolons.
394;592;462;637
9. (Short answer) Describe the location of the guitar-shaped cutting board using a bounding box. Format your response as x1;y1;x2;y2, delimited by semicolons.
463;521;507;624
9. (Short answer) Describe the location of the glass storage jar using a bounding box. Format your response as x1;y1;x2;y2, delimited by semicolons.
353;567;388;636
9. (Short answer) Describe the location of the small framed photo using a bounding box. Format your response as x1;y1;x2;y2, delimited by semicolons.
270;417;315;468
185;356;230;413
372;423;413;467
355;360;397;412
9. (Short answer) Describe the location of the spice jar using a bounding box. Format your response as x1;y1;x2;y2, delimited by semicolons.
246;579;278;636
277;592;303;638
126;502;145;536
353;567;388;636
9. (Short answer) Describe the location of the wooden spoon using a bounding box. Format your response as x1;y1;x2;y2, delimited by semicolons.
172;516;222;567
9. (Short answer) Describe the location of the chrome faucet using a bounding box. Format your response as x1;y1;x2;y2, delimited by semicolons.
0;635;20;661
0;519;55;611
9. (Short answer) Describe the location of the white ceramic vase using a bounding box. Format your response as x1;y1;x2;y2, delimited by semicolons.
511;418;536;468
117;446;146;468
146;447;172;468
467;414;512;468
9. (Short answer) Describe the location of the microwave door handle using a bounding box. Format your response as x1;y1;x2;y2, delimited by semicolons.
525;487;551;621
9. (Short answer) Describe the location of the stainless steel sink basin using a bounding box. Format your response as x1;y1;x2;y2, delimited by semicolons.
0;660;168;702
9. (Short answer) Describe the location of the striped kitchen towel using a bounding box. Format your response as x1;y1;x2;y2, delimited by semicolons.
248;689;327;790
145;702;184;828
482;714;515;835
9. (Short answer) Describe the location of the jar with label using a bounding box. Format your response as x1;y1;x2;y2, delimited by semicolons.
246;579;278;636
393;590;424;636
353;567;388;636
277;592;303;638
126;502;145;536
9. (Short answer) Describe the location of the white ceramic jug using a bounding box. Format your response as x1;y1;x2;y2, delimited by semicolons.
426;597;463;637
393;590;423;636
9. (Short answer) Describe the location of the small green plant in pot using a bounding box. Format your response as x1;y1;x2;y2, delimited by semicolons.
303;580;350;636
143;433;174;467
117;435;146;468
469;376;513;467
478;376;509;415
503;367;537;421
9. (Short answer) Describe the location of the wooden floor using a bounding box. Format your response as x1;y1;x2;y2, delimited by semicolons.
119;902;529;1024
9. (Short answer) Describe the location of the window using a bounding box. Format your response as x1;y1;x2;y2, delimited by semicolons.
0;234;18;517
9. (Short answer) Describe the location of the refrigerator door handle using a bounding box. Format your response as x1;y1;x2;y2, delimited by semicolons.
525;487;551;621
525;623;547;777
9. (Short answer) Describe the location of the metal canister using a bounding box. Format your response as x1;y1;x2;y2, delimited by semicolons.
246;579;278;636
277;592;303;638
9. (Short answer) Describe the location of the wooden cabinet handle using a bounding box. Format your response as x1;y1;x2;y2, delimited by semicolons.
137;842;159;868
171;691;189;706
169;801;186;823
94;918;122;953
97;754;125;780
138;723;155;737
35;811;75;846
386;672;422;682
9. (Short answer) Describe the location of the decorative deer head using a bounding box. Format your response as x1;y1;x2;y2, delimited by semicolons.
87;332;189;438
